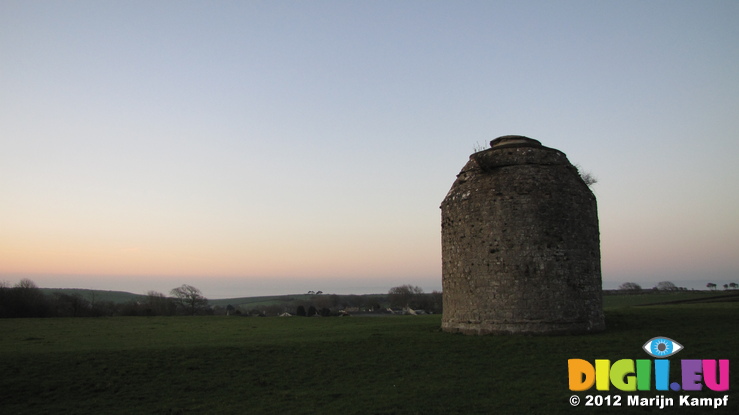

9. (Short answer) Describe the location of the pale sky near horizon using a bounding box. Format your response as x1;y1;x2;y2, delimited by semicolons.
2;1;738;298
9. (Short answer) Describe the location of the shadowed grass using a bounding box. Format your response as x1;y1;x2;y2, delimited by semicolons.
1;303;737;414
603;291;738;309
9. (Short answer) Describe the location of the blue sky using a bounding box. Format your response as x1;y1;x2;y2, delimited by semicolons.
1;1;738;298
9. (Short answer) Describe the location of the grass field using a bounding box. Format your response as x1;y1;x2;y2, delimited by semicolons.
602;291;738;309
1;301;737;414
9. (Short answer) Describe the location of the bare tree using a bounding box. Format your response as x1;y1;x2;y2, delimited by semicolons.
655;281;678;291
16;278;38;290
429;290;443;314
388;285;424;309
618;282;642;292
146;291;176;315
52;292;90;317
170;284;209;315
10;278;50;317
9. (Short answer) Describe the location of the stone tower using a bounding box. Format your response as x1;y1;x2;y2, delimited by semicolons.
440;135;604;335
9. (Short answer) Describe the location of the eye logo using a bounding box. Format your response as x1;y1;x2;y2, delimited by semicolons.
642;337;683;358
569;337;729;393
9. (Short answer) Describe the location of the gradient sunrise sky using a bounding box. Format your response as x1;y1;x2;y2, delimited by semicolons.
1;1;738;298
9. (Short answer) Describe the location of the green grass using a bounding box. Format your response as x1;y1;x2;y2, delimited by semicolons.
603;291;737;309
1;303;737;414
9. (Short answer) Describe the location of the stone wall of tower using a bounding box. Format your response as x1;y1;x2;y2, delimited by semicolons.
440;136;605;335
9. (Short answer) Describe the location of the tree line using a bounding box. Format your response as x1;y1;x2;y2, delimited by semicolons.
617;281;738;293
387;284;442;312
0;279;210;318
281;285;443;317
0;279;445;318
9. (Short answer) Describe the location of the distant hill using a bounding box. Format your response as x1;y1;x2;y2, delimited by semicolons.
207;294;314;308
208;293;391;310
40;288;147;304
37;288;737;309
37;289;391;309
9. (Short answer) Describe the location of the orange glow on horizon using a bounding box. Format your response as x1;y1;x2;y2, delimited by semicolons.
0;233;440;280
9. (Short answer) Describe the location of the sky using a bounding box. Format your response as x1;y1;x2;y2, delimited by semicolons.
1;1;738;298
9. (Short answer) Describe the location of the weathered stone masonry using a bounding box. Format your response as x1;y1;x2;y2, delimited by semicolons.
440;136;605;335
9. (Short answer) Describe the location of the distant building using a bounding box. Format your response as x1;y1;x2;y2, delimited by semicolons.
440;136;605;334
